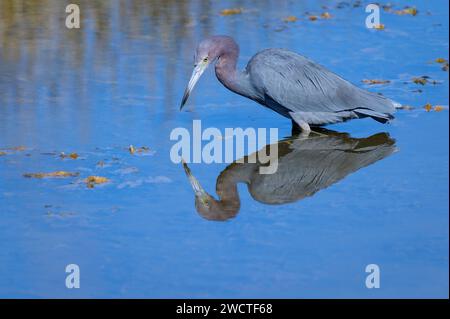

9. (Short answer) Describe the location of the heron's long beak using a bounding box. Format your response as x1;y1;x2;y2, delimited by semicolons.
180;63;208;110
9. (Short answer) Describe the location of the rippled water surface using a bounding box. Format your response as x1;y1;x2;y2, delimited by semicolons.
0;0;448;298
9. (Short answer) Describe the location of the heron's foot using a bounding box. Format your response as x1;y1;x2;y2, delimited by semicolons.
299;130;310;138
309;129;328;137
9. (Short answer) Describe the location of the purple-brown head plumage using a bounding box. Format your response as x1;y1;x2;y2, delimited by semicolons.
180;35;239;109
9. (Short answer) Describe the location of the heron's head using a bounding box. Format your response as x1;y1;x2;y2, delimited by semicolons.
182;159;240;221
180;36;238;110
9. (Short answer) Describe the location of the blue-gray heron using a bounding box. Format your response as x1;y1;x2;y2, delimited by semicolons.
180;35;400;132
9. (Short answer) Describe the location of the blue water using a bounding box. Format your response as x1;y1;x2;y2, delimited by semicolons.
0;0;448;298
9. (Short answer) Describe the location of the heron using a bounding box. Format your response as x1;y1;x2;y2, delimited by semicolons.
182;130;397;221
180;35;400;132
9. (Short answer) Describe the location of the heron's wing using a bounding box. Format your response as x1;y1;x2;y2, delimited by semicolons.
248;49;395;115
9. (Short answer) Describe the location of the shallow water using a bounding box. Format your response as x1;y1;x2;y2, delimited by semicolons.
0;0;448;298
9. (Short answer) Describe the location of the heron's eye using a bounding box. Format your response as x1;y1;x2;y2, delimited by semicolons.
203;57;208;63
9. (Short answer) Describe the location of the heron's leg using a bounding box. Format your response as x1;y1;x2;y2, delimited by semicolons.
291;122;310;138
289;112;311;135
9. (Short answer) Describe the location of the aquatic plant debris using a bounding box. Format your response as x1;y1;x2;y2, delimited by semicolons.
362;79;391;85
136;146;151;153
10;146;26;151
23;171;79;178
1;146;26;152
412;76;439;85
424;103;447;112
129;145;152;155
374;24;385;30
60;152;79;159
394;7;418;16
283;16;298;22
383;5;418;16
85;176;110;188
413;77;427;85
220;8;242;16
435;58;449;71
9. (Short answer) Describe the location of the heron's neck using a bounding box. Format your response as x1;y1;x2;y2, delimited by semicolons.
215;53;254;99
201;164;253;221
215;168;241;205
213;162;254;211
215;182;240;214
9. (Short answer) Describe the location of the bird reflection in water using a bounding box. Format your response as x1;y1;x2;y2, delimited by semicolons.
182;129;397;221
